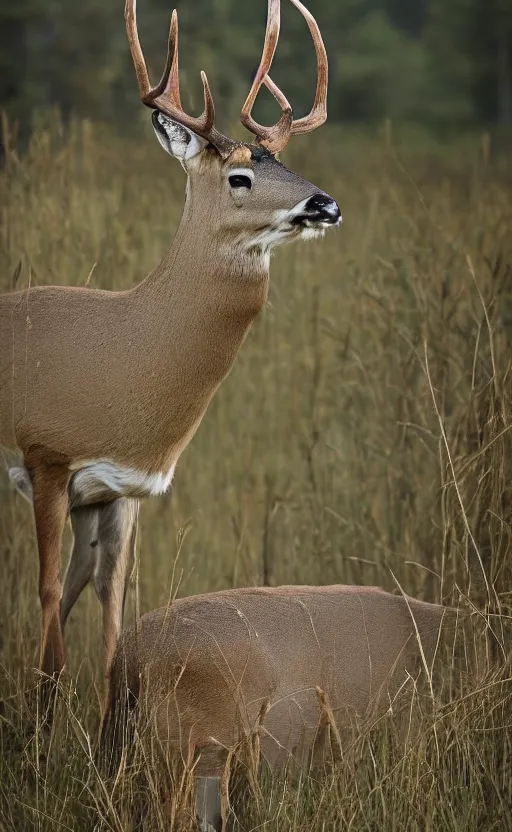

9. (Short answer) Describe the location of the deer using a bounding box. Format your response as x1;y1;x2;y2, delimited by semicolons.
101;584;460;831
0;0;341;681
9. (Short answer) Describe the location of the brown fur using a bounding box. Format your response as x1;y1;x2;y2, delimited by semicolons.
105;584;455;771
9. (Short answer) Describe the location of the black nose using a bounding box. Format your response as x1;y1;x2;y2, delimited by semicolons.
304;193;341;223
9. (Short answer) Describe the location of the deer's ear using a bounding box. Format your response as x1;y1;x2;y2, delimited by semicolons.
8;467;34;504
152;112;208;161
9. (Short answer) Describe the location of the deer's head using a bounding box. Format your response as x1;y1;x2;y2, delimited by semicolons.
126;0;341;257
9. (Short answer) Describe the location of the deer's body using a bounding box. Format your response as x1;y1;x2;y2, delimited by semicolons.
0;229;267;479
104;584;453;830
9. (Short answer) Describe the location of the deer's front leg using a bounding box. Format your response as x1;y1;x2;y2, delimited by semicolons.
29;463;70;678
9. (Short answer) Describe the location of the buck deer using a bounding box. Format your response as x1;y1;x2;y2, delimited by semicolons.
101;584;458;831
0;0;340;679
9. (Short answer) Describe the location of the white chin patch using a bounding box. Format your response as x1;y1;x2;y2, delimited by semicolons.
243;198;335;254
301;226;326;241
243;225;299;252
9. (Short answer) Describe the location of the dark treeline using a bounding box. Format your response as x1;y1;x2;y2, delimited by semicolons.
1;0;512;136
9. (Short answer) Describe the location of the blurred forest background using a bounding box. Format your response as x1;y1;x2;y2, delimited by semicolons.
1;0;512;145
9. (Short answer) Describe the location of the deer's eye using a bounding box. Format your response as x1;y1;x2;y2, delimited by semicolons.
229;173;253;190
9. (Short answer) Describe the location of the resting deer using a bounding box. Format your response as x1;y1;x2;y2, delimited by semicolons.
102;584;457;831
0;0;341;679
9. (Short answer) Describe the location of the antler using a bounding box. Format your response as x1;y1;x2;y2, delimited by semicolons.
241;0;328;155
126;0;328;159
125;0;233;156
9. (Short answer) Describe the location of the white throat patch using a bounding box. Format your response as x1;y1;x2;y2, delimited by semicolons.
68;460;176;507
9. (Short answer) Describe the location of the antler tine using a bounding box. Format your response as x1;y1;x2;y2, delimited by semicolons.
125;0;152;99
125;0;219;147
288;0;328;135
152;9;182;108
240;0;293;155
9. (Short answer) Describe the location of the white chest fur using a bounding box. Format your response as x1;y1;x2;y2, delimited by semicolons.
68;460;176;507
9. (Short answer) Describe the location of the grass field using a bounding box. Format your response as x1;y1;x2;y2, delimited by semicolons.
0;116;511;830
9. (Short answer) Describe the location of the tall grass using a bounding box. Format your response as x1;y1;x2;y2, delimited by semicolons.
0;117;511;829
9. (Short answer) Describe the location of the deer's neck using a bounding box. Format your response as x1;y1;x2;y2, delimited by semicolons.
127;202;269;471
135;180;269;300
